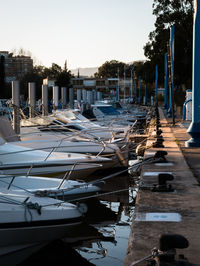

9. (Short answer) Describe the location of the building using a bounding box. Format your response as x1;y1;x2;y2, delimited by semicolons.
0;51;33;83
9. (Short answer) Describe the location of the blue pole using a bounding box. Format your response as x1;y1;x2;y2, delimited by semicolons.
145;83;147;105
186;0;200;147
138;77;141;104
134;79;137;103
168;25;175;117
155;65;158;105
164;53;168;109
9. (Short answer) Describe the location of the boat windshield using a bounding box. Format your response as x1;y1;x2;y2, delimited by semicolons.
62;111;77;120
97;106;120;116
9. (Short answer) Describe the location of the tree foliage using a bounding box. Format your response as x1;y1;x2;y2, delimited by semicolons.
94;60;148;79
20;63;72;99
94;60;126;78
144;0;193;90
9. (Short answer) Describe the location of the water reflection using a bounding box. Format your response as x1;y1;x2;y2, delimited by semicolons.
19;174;137;266
72;174;136;266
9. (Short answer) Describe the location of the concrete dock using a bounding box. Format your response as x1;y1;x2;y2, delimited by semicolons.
125;108;200;265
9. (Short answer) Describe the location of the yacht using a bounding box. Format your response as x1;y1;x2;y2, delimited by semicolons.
0;189;82;265
0;175;104;201
0;137;111;179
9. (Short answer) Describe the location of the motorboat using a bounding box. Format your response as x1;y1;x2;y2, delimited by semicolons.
11;137;120;156
0;175;104;201
20;110;130;142
0;137;111;179
0;189;83;265
51;109;131;140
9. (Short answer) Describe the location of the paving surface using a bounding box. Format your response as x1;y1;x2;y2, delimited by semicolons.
125;108;200;266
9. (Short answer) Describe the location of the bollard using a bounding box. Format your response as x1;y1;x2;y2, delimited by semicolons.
28;82;36;118
12;81;20;134
152;173;174;192
42;85;48;116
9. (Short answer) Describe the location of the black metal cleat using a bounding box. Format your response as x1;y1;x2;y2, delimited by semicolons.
152;173;174;192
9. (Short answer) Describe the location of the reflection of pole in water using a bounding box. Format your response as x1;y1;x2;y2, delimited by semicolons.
117;202;124;222
124;205;130;216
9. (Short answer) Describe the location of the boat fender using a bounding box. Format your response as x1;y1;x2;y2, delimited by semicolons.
77;202;88;214
116;149;127;167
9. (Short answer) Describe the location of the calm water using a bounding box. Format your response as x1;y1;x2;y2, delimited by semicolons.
19;174;137;266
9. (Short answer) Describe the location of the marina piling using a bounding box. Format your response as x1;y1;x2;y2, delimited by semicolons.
42;84;48;116
28;82;36;118
53;86;59;110
69;87;74;109
61;87;67;109
11;80;20;134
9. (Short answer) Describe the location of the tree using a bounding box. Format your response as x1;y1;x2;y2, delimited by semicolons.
20;63;72;99
94;60;127;78
144;0;193;90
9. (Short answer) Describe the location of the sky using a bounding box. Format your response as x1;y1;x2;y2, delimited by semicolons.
0;0;155;70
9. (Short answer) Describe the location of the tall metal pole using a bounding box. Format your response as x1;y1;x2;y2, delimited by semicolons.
164;53;168;109
186;0;200;147
155;64;158;105
170;25;175;125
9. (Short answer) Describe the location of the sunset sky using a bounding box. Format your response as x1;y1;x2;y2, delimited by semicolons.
1;0;155;69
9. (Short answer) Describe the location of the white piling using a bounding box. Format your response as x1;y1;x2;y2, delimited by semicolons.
97;91;102;101
53;86;59;110
69;88;74;109
93;89;97;102
12;81;20;134
77;89;82;103
82;89;87;103
61;87;67;109
28;82;36;118
87;91;92;105
42;85;48;116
